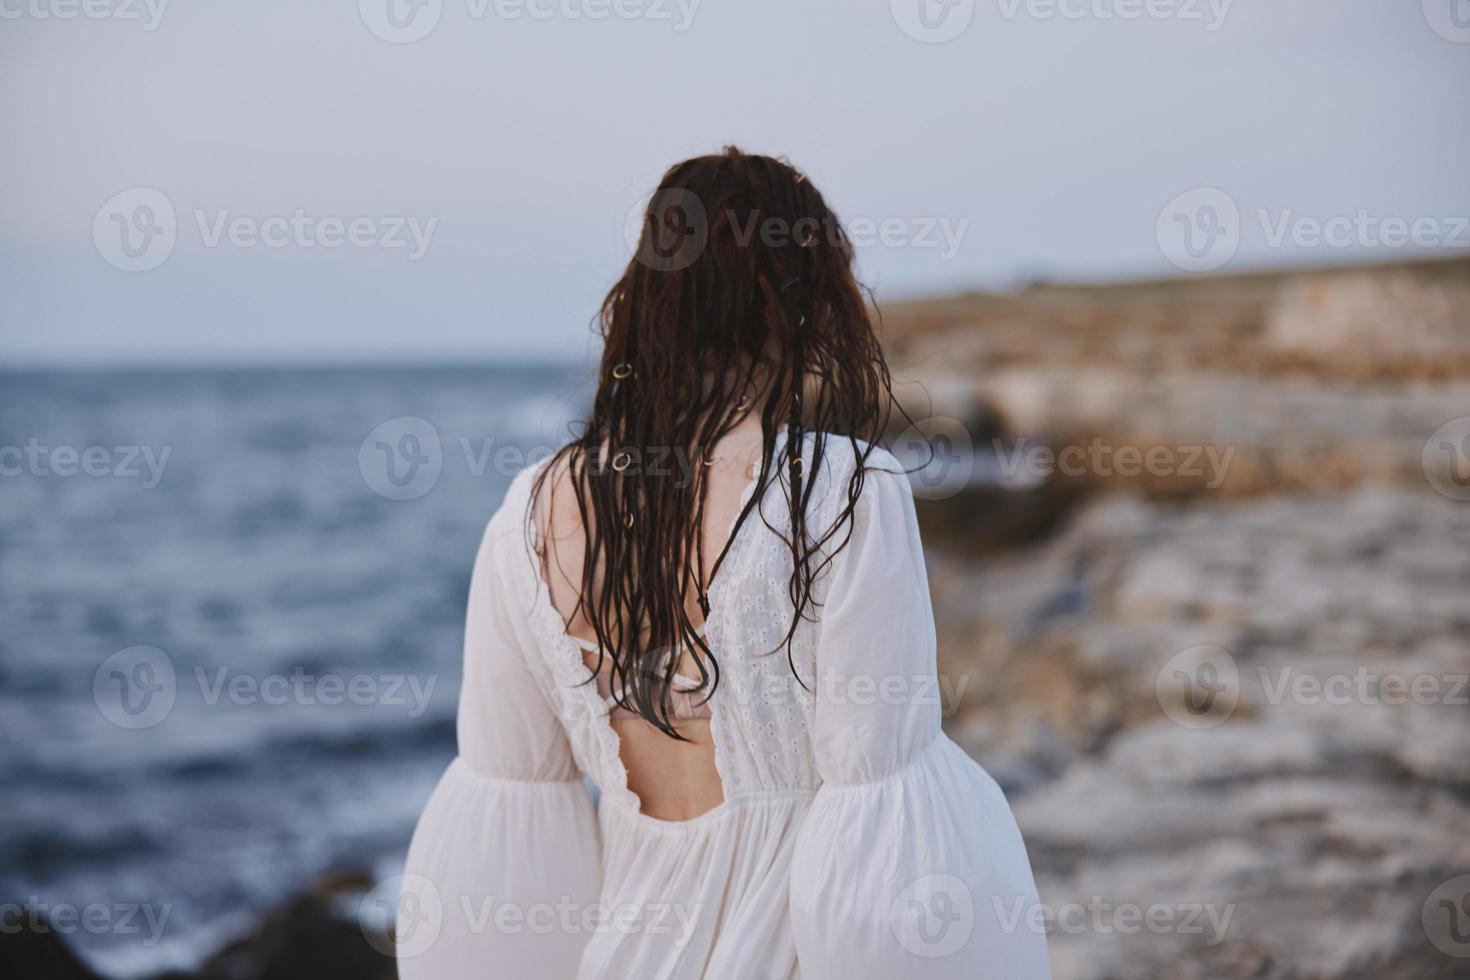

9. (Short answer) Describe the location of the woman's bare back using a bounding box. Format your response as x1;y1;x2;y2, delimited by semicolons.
534;419;770;820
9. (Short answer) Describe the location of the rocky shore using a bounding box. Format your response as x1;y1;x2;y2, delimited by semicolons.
890;256;1470;979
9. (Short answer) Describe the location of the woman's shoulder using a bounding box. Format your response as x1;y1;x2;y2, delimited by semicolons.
797;431;907;492
790;432;913;543
477;454;555;549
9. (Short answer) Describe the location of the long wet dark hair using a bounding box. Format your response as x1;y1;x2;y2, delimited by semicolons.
532;147;896;738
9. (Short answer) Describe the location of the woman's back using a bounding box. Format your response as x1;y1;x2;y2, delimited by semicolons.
534;417;777;821
524;425;831;817
400;433;1051;978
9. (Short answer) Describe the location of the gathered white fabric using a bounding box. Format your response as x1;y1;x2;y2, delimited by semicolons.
400;436;1052;979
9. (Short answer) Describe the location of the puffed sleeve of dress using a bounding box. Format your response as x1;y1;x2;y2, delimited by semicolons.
789;453;1053;979
398;485;601;979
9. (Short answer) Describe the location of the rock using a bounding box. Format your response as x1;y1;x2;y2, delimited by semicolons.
930;487;1470;979
886;257;1470;498
161;870;394;980
0;910;108;980
1265;261;1470;359
0;871;396;980
1014;720;1470;980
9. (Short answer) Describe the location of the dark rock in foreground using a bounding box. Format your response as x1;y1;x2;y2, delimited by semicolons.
1;911;108;980
2;871;395;980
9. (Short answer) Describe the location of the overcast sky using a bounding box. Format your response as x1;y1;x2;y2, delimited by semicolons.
2;0;1468;366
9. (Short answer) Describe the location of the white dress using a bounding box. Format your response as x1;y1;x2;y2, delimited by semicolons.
399;436;1052;979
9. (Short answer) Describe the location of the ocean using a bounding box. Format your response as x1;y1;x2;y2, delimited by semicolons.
0;365;589;975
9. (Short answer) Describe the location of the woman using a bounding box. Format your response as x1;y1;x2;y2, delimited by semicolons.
399;148;1051;979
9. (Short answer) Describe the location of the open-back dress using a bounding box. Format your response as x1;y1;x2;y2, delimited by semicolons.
399;434;1052;979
